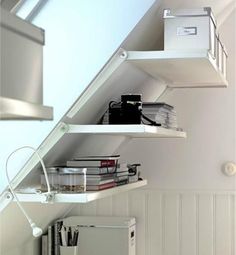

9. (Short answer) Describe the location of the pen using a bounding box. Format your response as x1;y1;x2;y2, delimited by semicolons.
58;222;63;246
72;229;79;246
76;229;80;246
60;226;67;246
68;227;72;246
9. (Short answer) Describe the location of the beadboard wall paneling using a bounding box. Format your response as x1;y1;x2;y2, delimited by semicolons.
68;190;236;255
181;194;197;255
215;195;232;255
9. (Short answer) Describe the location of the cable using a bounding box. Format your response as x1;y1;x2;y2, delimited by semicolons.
141;112;161;126
109;100;121;108
5;146;50;237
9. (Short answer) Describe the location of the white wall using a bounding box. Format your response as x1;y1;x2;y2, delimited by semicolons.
0;0;155;194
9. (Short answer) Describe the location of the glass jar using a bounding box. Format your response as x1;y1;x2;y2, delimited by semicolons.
59;168;87;193
41;167;59;192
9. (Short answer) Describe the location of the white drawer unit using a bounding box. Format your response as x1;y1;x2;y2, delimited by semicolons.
62;216;136;255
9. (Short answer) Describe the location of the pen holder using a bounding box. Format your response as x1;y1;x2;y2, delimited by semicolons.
60;246;79;255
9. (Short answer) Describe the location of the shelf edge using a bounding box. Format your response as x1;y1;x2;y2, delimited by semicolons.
13;180;148;204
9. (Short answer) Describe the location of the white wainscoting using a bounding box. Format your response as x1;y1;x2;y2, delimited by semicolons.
68;189;236;255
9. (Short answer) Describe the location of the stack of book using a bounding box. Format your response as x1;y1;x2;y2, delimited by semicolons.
101;102;179;130
42;220;63;255
142;102;178;130
66;156;129;191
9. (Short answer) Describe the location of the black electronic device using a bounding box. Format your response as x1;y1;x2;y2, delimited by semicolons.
109;94;142;124
107;94;161;126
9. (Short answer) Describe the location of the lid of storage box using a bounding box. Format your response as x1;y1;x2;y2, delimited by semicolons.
63;216;136;228
163;7;217;27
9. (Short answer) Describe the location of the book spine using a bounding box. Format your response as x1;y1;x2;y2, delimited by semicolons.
86;173;114;178
54;221;62;255
116;179;129;186
100;160;116;167
86;180;114;185
86;182;116;191
87;167;117;174
42;235;48;255
67;161;117;168
115;175;128;182
48;226;52;255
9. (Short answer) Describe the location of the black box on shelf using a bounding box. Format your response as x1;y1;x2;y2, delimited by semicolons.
109;94;142;124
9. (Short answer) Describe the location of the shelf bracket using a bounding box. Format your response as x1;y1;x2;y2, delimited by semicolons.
0;191;13;212
40;192;56;203
0;191;56;213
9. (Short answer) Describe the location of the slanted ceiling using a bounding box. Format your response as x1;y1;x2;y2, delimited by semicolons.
0;0;235;254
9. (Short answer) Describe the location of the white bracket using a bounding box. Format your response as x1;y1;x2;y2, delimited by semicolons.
40;192;56;203
0;191;13;212
0;190;57;212
119;49;128;59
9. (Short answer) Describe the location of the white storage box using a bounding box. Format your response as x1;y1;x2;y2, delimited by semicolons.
164;7;217;59
62;216;136;255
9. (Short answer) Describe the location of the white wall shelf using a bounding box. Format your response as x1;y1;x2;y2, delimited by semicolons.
14;180;147;204
127;50;228;88
67;124;187;138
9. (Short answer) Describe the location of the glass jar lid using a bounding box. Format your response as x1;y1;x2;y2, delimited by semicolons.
41;167;58;174
59;167;87;174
